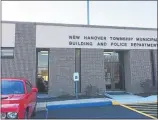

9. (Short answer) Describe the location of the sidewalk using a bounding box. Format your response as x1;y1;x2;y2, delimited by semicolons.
105;92;157;105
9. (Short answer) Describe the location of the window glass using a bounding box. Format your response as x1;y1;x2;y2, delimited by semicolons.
26;81;32;93
1;48;14;58
1;80;24;95
26;80;32;87
104;52;119;62
37;50;49;93
75;49;81;57
38;51;48;67
37;51;48;81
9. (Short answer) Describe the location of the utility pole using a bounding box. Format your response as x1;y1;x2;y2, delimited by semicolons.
87;0;90;25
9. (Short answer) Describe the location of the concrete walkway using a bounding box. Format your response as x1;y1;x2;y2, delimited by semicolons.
105;93;157;104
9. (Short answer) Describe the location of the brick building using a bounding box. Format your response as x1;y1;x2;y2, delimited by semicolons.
1;21;157;97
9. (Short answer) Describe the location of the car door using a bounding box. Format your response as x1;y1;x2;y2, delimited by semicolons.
27;81;37;111
25;81;35;117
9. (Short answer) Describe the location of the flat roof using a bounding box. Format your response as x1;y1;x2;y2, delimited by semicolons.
2;20;157;31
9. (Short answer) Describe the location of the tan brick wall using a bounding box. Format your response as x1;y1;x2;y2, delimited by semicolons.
124;50;153;94
48;48;75;97
1;23;36;85
81;49;105;94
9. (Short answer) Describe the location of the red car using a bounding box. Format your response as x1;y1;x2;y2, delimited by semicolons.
1;78;38;119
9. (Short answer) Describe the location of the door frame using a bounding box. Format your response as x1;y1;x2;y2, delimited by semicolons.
36;48;50;93
104;50;125;91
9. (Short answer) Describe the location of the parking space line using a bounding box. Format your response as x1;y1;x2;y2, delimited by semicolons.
139;112;157;115
150;114;158;116
127;103;158;119
119;103;158;119
131;107;157;110
136;109;157;112
132;107;157;109
135;109;157;111
121;102;158;105
130;105;157;107
129;103;157;106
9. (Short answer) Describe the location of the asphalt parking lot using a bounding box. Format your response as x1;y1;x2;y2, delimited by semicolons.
33;105;151;119
127;103;158;118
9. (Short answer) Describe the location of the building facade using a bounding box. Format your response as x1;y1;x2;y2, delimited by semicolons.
1;21;157;97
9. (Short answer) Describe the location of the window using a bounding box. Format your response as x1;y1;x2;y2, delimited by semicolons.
1;80;24;95
1;47;14;58
37;49;49;93
26;81;32;93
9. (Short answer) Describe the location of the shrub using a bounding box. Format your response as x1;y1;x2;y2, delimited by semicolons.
140;79;157;93
85;84;99;96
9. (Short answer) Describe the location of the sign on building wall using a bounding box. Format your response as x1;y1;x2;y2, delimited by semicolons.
2;23;15;47
36;25;157;50
73;72;79;82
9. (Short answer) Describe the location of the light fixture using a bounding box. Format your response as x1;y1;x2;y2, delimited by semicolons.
41;54;48;56
103;52;113;56
40;51;48;53
104;53;111;56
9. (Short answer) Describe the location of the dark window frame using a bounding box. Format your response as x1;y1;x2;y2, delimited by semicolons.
1;47;14;59
150;50;156;86
36;48;49;93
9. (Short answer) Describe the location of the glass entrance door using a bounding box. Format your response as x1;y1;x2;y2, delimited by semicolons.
104;51;122;90
36;50;49;93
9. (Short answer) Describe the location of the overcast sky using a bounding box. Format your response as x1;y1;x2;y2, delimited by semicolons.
2;1;157;28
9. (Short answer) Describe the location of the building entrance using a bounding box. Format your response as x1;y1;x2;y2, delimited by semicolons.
104;51;125;91
36;49;49;93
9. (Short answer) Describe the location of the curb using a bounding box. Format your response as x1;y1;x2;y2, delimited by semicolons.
112;101;119;105
36;100;113;111
46;101;112;110
36;102;46;111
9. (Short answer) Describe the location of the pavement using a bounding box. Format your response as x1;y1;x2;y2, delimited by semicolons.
33;105;151;119
126;103;158;118
35;92;157;119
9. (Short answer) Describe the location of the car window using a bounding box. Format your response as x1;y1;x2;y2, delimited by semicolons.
26;81;32;93
1;80;25;95
26;80;32;87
